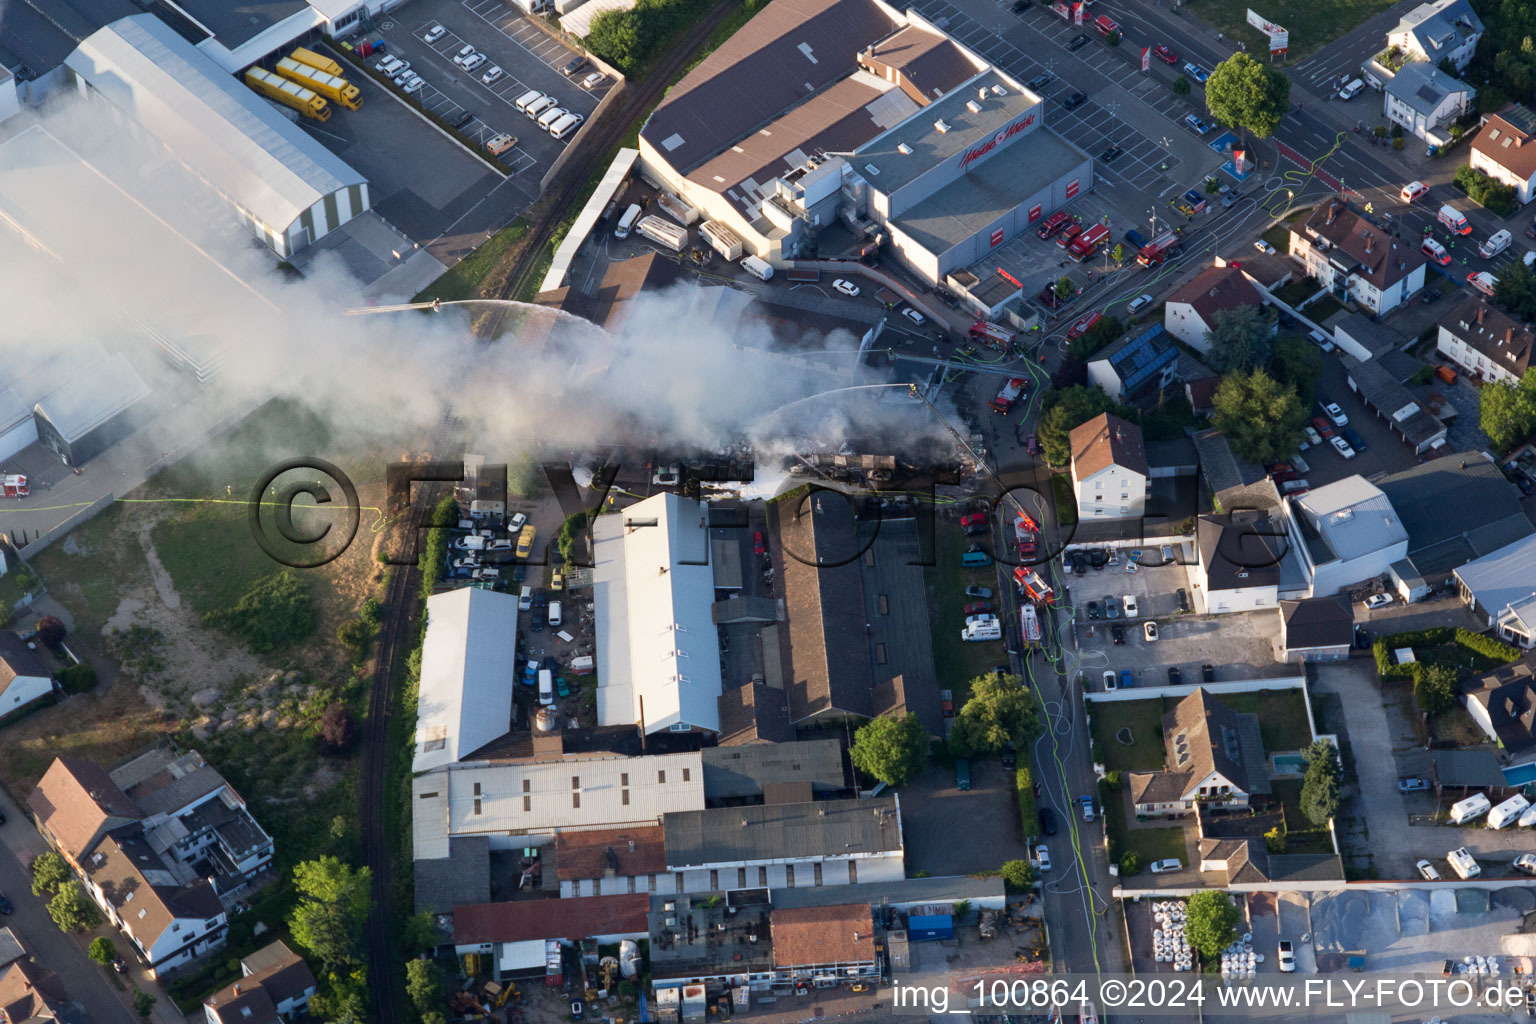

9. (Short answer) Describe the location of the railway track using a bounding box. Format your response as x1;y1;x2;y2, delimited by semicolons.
475;0;743;338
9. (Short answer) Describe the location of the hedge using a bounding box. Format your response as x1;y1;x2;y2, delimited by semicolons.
1373;627;1520;684
1016;766;1038;842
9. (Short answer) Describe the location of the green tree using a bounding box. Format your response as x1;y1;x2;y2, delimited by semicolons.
1204;305;1272;374
133;991;156;1020
1185;891;1241;959
406;959;446;1019
89;936;118;967
288;857;372;971
1037;385;1117;466
952;673;1041;756
1415;663;1459;717
1494;261;1536;321
850;713;930;787
1111;243;1128;264
953;899;973;921
47;881;102;933
1264;825;1287;854
31;851;73;898
310;976;368;1024
1211;369;1306;463
1270;335;1323;407
1000;858;1035;889
1054;275;1077;301
1204;53;1291;140
1479;371;1536;452
1173;77;1191;96
1066;315;1123;361
1300;739;1342;826
585;9;643;75
1119;852;1142;876
399;911;441;959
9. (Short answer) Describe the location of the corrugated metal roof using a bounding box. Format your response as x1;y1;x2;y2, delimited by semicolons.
1455;532;1536;618
413;588;519;773
1292;477;1408;562
65;15;365;237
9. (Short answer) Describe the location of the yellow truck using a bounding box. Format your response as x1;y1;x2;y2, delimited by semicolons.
275;56;362;110
288;46;345;78
244;67;330;121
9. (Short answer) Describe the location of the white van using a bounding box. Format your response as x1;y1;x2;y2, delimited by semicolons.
549;112;583;139
519;585;533;611
524;95;556;121
962;620;1002;642
1449;792;1491;823
614;203;641;239
1488;793;1529;829
536;105;567;131
1447;846;1481;879
569;655;594;674
741;255;774;280
1337;78;1365;100
1480;229;1513;259
514;89;545;114
537;668;554;706
376;56;404;76
548;600;562;627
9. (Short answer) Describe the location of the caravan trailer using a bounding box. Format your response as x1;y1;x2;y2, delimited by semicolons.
1450;792;1491;824
1488;794;1529;829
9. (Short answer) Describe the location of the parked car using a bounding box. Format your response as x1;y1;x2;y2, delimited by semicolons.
562;55;589;76
1183;62;1210;83
423;23;446;42
1310;416;1335;438
1183;114;1212;134
1067;34;1090;51
902;307;926;325
1277;941;1296;972
509;512;528;532
1086;600;1101;619
1342;426;1367;452
451;110;474;129
1111;624;1125;645
0;890;10;915
1303;426;1323;447
1103;669;1117;690
1103;596;1119;618
1062;90;1087;109
1079;795;1095;822
832;278;860;297
1126;293;1153;314
966;585;993;598
1122;594;1138;618
1167;666;1182;684
1366;593;1393;610
1143;621;1159;641
580;71;607;89
1153;44;1177;64
1101;144;1123;162
1254;240;1275;255
1028;71;1054;90
1149;858;1182;873
1418;859;1441;880
1517;854;1536;876
1038;807;1058;835
482;65;504;84
964;601;993;616
1036;844;1052;871
1120;669;1133;689
1201;663;1216;682
452;44;477;66
1398;778;1430;791
960;512;987;528
1322;401;1349;426
1177;589;1190;612
1330;435;1357;459
462;53;487;72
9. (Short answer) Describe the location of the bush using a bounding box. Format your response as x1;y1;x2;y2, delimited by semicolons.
1173;77;1191;95
1000;858;1035;890
203;571;314;653
1104;769;1124;791
1455;628;1521;663
556;509;598;567
1119;852;1142;876
1453;164;1519;217
1016;765;1039;841
320;703;357;754
56;663;98;694
36;615;66;650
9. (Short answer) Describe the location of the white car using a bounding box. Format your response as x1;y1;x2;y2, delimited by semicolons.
902;308;926;325
1036;844;1052;871
1143;621;1159;642
452;44;477;66
580;71;607;90
1365;593;1392;610
481;65;504;84
403;77;425;95
1303;426;1323;447
1417;859;1441;880
451;557;479;571
462;53;487;72
1126;293;1153;314
423;23;446;42
966;613;1000;628
1103;670;1118;691
1277;940;1296;973
1253;240;1275;255
393;69;416;86
508;512;528;532
833;278;860;298
1322;401;1348;426
1149;858;1182;874
652;463;681;486
1525;250;1536;269
1516;854;1536;876
1330;435;1356;459
1121;594;1138;618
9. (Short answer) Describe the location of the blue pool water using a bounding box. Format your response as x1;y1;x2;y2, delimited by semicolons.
1503;762;1536;786
1272;754;1306;776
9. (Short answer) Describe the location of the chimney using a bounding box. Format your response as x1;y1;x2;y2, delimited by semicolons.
1326;201;1339;225
1508;328;1515;344
1366;235;1374;254
1478;307;1486;324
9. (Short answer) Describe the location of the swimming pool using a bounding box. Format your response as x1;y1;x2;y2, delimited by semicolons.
1503;762;1536;786
1272;753;1306;777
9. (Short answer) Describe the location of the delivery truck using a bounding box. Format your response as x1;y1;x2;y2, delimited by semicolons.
244;67;330;121
741;255;774;280
700;221;744;260
288;46;345;77
275;57;362;110
1449;792;1491;824
636;215;688;252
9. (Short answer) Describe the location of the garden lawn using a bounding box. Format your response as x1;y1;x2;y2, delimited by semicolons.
1102;791;1187;870
1180;0;1399;58
1089;698;1167;773
928;527;1005;704
1210;689;1314;751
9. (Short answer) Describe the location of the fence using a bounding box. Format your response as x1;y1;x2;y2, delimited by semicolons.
538;78;630;193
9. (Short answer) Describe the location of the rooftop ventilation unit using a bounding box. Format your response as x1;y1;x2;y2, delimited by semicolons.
934;119;951;133
966;100;982;114
897;142;912;154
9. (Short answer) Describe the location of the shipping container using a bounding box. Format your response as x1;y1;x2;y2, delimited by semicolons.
636;215;688;252
907;914;955;942
700;221;745;260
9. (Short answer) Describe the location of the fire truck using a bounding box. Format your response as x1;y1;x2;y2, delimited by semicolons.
1013;565;1056;605
1020;603;1043;644
1067;223;1110;262
969;319;1016;350
1013;512;1039;556
2;474;29;498
1135;229;1181;267
990;377;1029;414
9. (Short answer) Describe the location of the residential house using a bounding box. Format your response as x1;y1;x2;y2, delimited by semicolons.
1455;533;1536;648
1386;0;1483;72
1437;299;1534;386
1285;478;1409;596
1087;325;1179;401
203;941;316;1024
1383;63;1474;144
1277;597;1354;662
1195;510;1288;614
413;587;518;773
1290;197;1426;316
1195;836;1342;887
1129;688;1271;816
0;956;90;1024
593;492;724;735
1162;265;1267;354
0;631;52;719
1341;355;1448;455
1471;106;1536;205
0;928;23;971
27;750;273;974
1068;413;1148;520
1461;652;1536;753
1377;454;1534;576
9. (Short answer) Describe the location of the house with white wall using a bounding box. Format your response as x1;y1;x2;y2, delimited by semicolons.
1471;106;1536;206
0;632;52;718
1387;0;1483;73
203;940;316;1024
1290;197;1426;316
1437;298;1534;386
1195;511;1286;614
1068;413;1148;520
1163;265;1266;353
1285;477;1409;597
1384;63;1474;144
1129;688;1270;816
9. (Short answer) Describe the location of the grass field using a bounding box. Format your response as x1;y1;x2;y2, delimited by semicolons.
151;512;280;617
1089;698;1167;773
1270;778;1336;853
928;527;1006;703
412;219;530;305
1208;689;1314;751
1179;0;1398;58
1103;790;1188;870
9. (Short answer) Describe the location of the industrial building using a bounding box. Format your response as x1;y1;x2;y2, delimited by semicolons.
637;0;1090;285
31;353;151;467
412;587;520;773
66;15;370;257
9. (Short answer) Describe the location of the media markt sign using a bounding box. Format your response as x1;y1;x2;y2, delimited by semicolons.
1246;8;1289;52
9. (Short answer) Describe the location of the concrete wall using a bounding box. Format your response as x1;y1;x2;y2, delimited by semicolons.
18;492;115;556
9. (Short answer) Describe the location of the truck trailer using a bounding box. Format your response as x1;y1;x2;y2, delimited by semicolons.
288;46;345;77
700;221;744;260
636;215;687;252
244;67;330;121
276;57;362;110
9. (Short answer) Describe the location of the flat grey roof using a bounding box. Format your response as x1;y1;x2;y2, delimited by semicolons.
0;0;142;74
854;68;1039;193
700;738;846;799
891;126;1083;255
34;353;149;442
663;796;900;868
158;0;308;48
1455;532;1536;616
767;872;1004;911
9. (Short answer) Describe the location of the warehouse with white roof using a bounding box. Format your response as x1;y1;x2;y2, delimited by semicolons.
413;588;518;773
592;492;723;734
64;14;369;257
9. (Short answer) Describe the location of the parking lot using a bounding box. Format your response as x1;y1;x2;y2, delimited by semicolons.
1293;354;1428;488
900;758;1031;876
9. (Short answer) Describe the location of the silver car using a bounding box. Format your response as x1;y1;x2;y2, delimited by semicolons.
1126;293;1153;314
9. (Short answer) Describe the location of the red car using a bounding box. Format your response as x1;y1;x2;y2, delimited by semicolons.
1310;416;1335;438
753;530;766;556
964;601;993;616
1094;13;1118;34
1153;44;1177;64
1025;433;1039;455
960;512;988;528
1036;210;1070;239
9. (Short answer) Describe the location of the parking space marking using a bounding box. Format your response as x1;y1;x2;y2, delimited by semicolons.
460;0;585;77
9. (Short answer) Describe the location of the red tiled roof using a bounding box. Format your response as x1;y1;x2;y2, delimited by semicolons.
453;894;651;945
1167;265;1264;327
1472;109;1536;182
771;904;875;967
26;757;139;862
554;827;667;881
